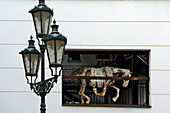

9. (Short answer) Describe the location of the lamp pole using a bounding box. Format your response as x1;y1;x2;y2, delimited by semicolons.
40;44;46;113
19;0;67;113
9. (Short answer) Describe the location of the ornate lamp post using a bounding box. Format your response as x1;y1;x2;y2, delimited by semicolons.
19;0;67;113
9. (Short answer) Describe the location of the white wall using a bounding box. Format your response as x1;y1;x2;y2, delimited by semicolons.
0;0;170;113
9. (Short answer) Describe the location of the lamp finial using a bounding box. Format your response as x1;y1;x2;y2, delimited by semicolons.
53;20;56;25
30;35;33;40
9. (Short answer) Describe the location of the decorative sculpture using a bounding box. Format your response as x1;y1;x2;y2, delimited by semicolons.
74;67;131;104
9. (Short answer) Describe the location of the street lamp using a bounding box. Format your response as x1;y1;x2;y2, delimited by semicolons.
19;0;67;113
29;0;53;38
43;20;67;68
19;36;40;85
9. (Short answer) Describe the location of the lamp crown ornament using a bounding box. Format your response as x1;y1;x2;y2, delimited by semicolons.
29;2;53;15
28;35;35;48
20;36;40;54
43;20;67;44
39;0;45;5
51;20;59;34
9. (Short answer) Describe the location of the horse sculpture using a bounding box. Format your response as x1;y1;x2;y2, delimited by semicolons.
74;67;131;104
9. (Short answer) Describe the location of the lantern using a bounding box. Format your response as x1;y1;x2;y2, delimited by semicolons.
43;20;67;67
19;36;40;83
29;0;53;38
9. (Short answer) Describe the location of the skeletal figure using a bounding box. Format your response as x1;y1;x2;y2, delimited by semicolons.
74;67;131;104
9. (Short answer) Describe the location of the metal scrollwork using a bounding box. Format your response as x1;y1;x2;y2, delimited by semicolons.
30;76;58;96
44;78;54;93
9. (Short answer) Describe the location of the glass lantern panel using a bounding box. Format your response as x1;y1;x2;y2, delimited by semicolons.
23;54;30;74
46;40;55;64
31;54;40;75
56;40;65;64
42;11;52;34
33;11;41;35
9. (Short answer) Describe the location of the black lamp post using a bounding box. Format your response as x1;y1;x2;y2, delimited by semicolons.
19;0;67;113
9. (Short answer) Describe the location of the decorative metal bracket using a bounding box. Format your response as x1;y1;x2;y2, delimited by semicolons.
30;75;59;96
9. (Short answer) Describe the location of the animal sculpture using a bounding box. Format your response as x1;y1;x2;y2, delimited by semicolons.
74;67;131;104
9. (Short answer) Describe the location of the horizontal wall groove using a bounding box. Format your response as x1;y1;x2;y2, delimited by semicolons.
57;20;170;23
2;20;170;23
0;91;33;93
151;69;170;71
0;91;170;96
151;93;170;96
0;43;27;46
0;67;23;69
67;44;170;47
1;44;170;47
0;67;51;70
0;91;60;93
0;20;31;22
0;67;170;72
